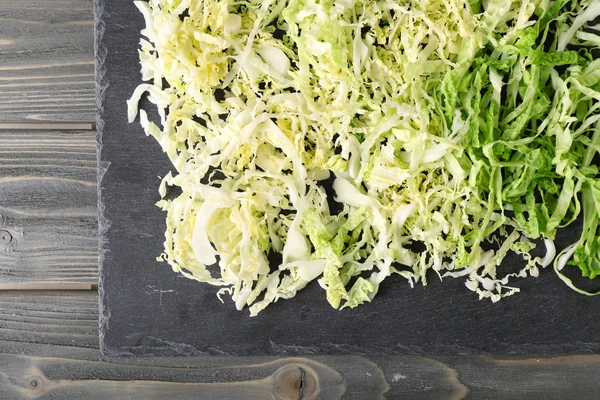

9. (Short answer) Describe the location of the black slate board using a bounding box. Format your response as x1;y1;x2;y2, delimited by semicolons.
97;0;600;357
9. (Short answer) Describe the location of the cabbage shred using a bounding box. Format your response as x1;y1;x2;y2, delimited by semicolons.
129;0;600;315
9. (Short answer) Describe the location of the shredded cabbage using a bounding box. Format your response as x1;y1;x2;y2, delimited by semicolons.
130;0;600;315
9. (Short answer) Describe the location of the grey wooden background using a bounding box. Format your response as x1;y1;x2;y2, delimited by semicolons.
0;0;599;398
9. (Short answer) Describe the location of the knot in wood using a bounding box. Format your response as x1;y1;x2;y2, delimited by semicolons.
271;363;317;400
0;230;12;246
27;376;42;390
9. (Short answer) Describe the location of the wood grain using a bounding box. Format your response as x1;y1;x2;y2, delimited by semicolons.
0;291;382;400
0;130;97;283
0;123;94;131
0;0;94;123
0;291;98;348
0;290;598;398
0;283;94;290
1;317;600;400
442;355;600;399
0;344;358;400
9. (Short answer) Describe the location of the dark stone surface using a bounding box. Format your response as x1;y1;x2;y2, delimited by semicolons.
97;0;600;356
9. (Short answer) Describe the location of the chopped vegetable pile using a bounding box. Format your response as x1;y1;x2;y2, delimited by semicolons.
129;0;600;315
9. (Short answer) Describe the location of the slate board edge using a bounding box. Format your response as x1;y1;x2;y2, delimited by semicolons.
95;0;111;356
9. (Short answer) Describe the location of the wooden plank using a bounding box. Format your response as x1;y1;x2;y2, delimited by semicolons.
0;283;94;290
0;0;94;123
0;130;97;283
0;123;94;131
0;291;598;398
0;291;98;348
0;291;376;399
0;299;600;400
0;343;359;399
440;356;600;399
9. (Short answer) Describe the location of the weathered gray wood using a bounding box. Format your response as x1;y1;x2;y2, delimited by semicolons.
0;283;94;290
0;344;364;400
0;0;95;123
0;291;98;348
440;356;600;399
0;130;97;283
0;296;380;400
1;322;600;399
0;290;598;399
0;123;94;131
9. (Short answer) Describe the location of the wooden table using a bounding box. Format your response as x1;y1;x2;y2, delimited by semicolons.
1;1;599;398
